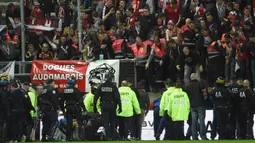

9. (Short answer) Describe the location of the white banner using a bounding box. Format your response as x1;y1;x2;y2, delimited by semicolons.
141;110;255;140
85;60;120;92
0;61;15;80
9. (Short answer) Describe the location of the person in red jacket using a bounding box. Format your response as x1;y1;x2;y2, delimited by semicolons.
231;32;249;80
164;0;181;25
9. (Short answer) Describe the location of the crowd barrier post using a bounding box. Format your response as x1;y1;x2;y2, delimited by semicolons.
20;0;26;62
77;0;82;51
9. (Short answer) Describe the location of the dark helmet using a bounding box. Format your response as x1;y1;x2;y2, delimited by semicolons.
105;73;114;81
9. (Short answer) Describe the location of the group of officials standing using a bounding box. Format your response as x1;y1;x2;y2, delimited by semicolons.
0;80;36;143
155;73;255;140
0;74;150;142
1;72;255;142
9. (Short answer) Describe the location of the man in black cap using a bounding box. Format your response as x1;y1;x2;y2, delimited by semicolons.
38;79;59;141
60;77;86;141
94;73;122;140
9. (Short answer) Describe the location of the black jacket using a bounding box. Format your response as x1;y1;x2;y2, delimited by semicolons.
0;88;10;119
237;87;255;113
177;51;202;67
9;89;26;113
184;80;205;108
60;86;85;113
210;85;231;109
94;81;121;109
39;85;59;111
246;41;255;60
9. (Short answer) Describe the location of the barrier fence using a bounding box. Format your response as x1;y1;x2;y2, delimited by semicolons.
0;59;137;87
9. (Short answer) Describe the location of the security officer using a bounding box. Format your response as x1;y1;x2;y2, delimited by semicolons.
117;80;141;140
237;80;255;139
84;81;100;112
166;81;190;140
38;79;59;141
20;82;36;142
156;80;176;140
210;77;231;140
0;80;10;143
60;77;86;141
126;79;141;141
23;82;38;141
94;73;122;141
9;81;27;142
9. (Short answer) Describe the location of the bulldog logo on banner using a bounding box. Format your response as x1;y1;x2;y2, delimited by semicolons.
86;60;120;92
88;63;116;83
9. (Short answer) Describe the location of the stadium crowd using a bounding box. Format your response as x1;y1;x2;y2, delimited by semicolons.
1;0;255;142
2;0;255;90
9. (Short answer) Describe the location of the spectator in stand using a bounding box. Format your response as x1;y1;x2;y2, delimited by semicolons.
0;33;19;61
5;3;19;29
102;0;116;31
38;43;54;60
164;0;181;25
139;6;156;39
55;36;75;60
246;30;255;91
25;44;37;61
38;0;56;17
118;0;127;16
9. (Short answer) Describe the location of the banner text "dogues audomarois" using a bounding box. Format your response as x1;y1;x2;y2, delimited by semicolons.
32;73;84;80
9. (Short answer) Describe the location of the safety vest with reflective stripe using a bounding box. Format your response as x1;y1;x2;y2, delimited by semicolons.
182;26;196;46
207;41;221;59
112;39;125;59
152;38;166;58
28;92;37;117
132;43;147;57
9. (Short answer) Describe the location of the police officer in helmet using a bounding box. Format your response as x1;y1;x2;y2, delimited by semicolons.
60;77;86;141
210;77;231;140
38;79;59;141
94;73;122;141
